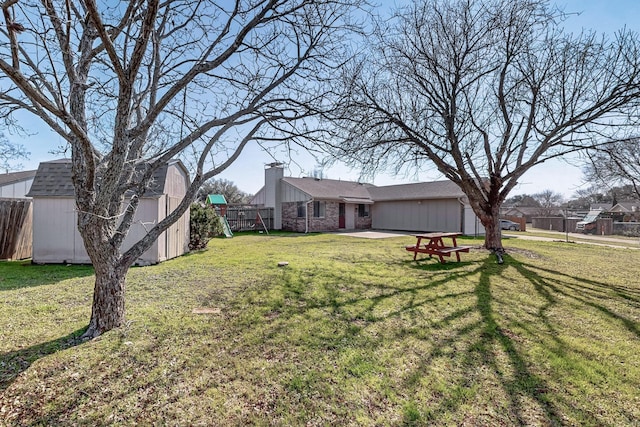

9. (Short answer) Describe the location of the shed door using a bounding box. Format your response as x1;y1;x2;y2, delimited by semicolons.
338;203;345;229
165;196;185;260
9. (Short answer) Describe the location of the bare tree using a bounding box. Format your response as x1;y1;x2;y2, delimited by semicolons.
0;0;361;338
584;137;640;199
323;0;640;254
0;133;28;171
503;194;540;208
533;190;564;216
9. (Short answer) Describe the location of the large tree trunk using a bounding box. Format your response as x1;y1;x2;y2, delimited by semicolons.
81;240;129;339
482;214;502;250
478;203;505;263
83;261;127;339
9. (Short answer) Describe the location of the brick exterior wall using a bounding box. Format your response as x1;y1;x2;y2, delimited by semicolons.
281;201;372;232
355;215;372;229
281;202;304;232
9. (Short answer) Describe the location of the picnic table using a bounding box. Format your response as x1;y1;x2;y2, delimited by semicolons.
405;232;471;263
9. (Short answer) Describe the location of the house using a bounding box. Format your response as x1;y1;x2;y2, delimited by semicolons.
26;159;190;265
251;163;374;232
589;201;640;221
251;163;483;235
0;169;37;198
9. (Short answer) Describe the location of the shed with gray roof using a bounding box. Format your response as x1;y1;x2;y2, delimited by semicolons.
26;159;190;265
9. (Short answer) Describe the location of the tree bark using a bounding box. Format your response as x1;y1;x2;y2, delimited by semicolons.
81;244;128;339
482;213;502;251
83;264;127;339
477;202;504;263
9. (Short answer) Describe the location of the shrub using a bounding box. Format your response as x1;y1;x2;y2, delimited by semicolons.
189;203;223;250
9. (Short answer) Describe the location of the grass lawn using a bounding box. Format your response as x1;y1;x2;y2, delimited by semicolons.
1;232;639;426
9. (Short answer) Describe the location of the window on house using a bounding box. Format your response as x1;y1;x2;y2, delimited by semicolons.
313;201;325;218
358;204;370;217
297;201;305;218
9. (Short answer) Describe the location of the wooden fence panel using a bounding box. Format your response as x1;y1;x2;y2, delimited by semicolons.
0;198;33;260
225;206;274;231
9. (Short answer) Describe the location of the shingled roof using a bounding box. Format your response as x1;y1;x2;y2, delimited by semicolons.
0;169;37;186
26;159;176;198
368;180;465;201
283;177;375;202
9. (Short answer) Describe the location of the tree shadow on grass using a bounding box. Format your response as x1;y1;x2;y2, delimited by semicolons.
514;262;640;339
0;328;87;392
201;249;635;425
0;261;94;291
472;256;564;425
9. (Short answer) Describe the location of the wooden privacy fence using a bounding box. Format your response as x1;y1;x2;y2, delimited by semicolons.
0;198;33;260
531;217;578;232
225;206;274;231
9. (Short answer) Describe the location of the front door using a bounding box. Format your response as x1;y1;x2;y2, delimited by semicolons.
338;203;345;229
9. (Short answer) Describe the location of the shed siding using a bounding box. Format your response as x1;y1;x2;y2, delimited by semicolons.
29;161;189;264
164;163;188;198
372;199;462;232
121;197;160;264
164;195;189;260
32;198;87;263
32;196;186;264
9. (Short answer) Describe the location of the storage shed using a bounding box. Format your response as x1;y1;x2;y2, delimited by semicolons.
26;159;190;265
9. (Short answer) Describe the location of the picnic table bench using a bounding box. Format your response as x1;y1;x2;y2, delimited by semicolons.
405;232;471;263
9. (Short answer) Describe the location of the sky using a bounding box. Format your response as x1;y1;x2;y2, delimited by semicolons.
8;0;640;200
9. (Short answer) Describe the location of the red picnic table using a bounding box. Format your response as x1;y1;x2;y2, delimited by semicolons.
405;232;471;263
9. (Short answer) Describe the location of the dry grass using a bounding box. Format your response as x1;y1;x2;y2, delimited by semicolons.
1;232;638;426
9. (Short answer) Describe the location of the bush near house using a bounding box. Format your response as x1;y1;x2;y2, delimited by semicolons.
188;203;222;250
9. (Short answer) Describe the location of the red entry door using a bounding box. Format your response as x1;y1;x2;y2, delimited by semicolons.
338;203;346;229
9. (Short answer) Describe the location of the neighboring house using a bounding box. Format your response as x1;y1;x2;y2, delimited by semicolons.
0;169;37;199
26;159;190;265
592;201;640;221
252;163;484;235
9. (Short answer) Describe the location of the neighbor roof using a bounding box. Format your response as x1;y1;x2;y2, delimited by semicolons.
26;159;179;198
0;169;37;186
368;180;465;201
283;177;374;201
